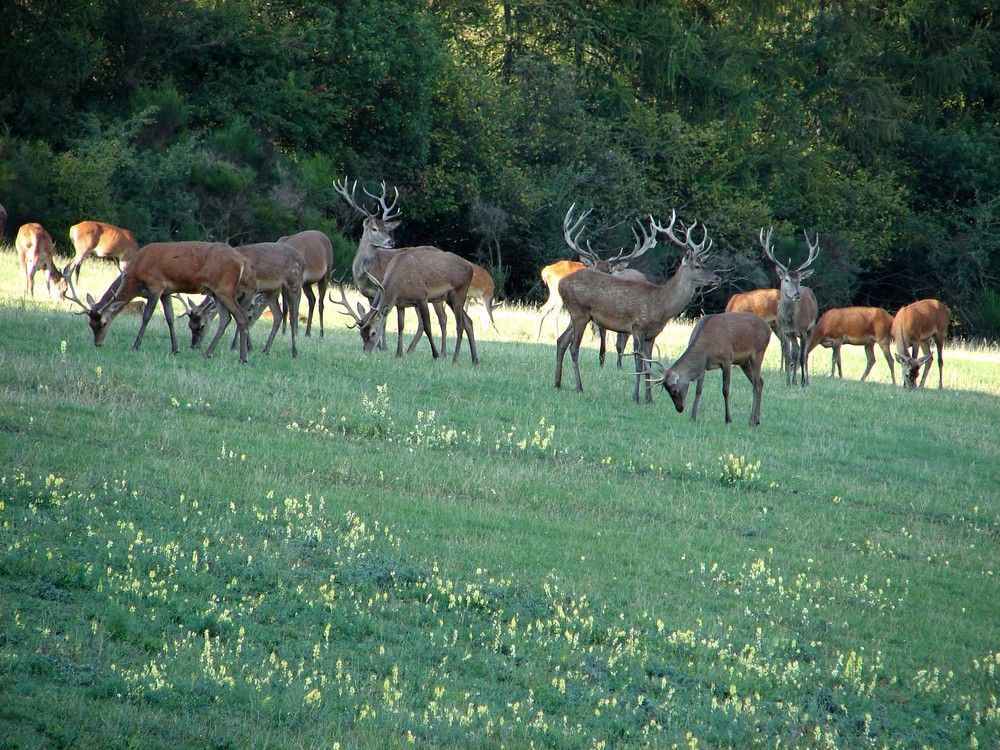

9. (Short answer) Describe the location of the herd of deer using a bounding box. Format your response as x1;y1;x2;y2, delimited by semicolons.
11;183;950;426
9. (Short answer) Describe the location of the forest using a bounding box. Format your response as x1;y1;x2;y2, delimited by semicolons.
1;0;998;338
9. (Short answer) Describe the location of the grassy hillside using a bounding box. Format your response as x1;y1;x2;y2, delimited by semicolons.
1;247;998;749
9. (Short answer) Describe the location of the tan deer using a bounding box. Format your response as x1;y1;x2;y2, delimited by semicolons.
65;241;256;362
16;222;67;300
808;306;895;383
647;312;771;426
760;228;819;387
554;210;720;403
334;249;479;364
535;204;656;342
183;242;305;358
64;221;139;281
724;287;788;370
277;230;334;337
891;298;950;389
467;263;499;331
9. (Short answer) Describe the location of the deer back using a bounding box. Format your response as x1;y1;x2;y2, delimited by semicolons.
278;230;334;285
725;288;780;322
233;242;306;293
376;249;473;311
69;221;138;262
891;299;950;350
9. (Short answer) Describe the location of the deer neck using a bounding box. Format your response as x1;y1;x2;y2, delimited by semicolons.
653;262;698;321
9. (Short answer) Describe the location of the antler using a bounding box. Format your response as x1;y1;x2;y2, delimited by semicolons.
654;210;713;259
63;273;92;314
759;226;786;273
333;176;401;223
800;230;820;272
329;276;366;329
562;203;600;266
607;216;658;266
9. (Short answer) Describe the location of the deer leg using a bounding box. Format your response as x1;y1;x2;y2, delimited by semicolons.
918;342;933;388
448;291;469;363
554;323;572;388
261;295;283;355
160;293;181;355
205;299;232;359
633;337;653;404
721;364;733;423
860;344;876;381
300;284;315;336
742;358;764;427
286;285;300;358
615;332;628;370
535;295;560;342
214;296;250;363
831;345;841;378
802;334;811;387
690;373;707;421
434;300;448;356
463;308;479;365
934;337;944;389
415;303;439;359
879;340;896;385
316;276;328;338
132;295;161;352
598;327;607;368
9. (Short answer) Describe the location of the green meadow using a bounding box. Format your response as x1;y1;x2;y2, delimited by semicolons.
1;248;998;749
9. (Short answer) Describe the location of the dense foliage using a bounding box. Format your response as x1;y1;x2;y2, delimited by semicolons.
1;1;998;335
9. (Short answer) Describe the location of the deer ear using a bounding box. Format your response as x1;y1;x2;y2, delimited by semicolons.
355;302;365;316
383;219;402;232
799;268;814;280
894;353;908;365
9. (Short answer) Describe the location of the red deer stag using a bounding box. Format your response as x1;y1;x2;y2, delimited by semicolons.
334;249;479;364
334;177;450;354
724;288;788;370
16;222;67;300
555;210;720;404
760;228;819;387
64;221;139;282
647;312;771;426
891;298;950;389
535;204;656;343
183;242;305;358
277;230;334;337
809;306;895;383
65;242;256;362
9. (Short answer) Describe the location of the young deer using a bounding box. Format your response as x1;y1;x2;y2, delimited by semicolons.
649;312;771;426
335;249;479;364
724;287;788;370
891;298;950;389
554;210;719;403
16;222;67;300
760;228;819;387
809;306;895;383
65;241;256;362
65;221;139;282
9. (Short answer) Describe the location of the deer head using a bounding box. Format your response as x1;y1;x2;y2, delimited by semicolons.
760;227;819;301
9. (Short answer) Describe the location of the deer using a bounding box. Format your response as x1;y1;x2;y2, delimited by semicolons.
646;312;771;426
64;221;139;282
333;249;479;364
554;210;720;404
535;203;656;343
467;263;500;331
808;306;895;383
724;287;788;371
334;176;449;355
891;298;950;389
64;241;256;363
276;230;334;337
760;228;820;387
16;222;67;300
182;242;305;358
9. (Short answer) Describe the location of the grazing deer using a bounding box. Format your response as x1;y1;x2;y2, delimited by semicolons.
64;221;139;282
891;298;950;389
16;222;67;300
334;177;450;354
65;241;256;362
277;230;334;337
760;228;819;387
183;242;305;358
724;287;788;371
467;263;499;331
648;312;771;426
809;306;895;383
334;249;479;364
555;210;720;403
535;204;656;342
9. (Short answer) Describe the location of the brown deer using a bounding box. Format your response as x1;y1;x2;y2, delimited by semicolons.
647;312;771;426
467;263;499;331
183;242;305;358
277;230;334;337
16;222;67;300
760;228;819;387
554;210;720;403
64;221;139;282
724;287;788;370
334;249;479;364
65;241;256;362
535;204;656;342
334;177;449;354
808;306;895;383
891;298;950;389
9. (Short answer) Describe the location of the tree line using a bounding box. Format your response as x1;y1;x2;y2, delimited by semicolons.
1;0;997;338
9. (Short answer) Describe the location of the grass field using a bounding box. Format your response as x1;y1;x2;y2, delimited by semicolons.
1;246;998;749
